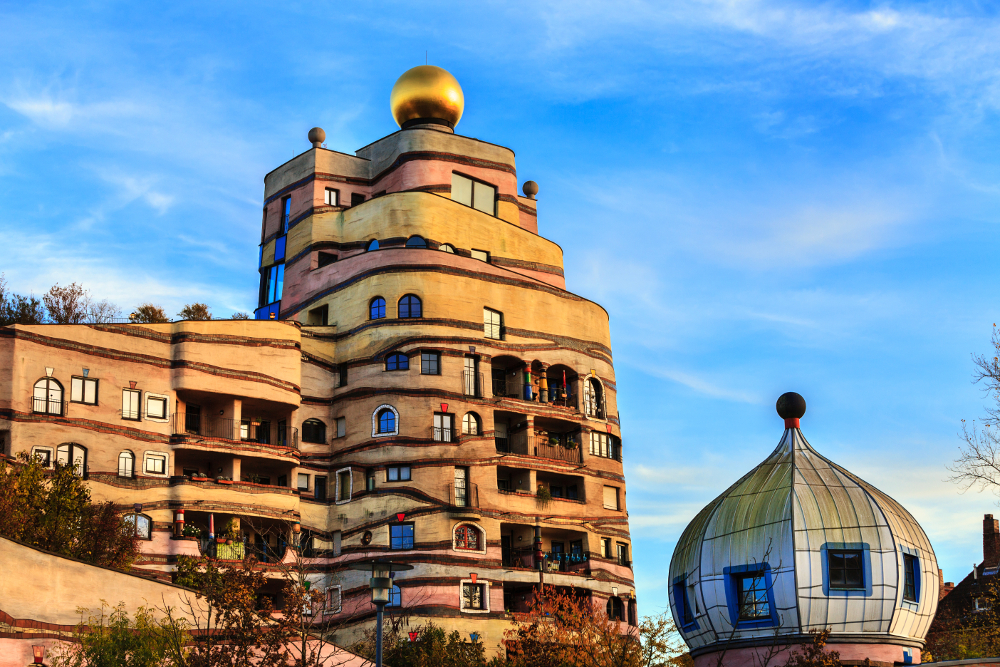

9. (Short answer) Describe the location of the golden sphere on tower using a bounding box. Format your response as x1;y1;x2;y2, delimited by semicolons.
390;65;464;129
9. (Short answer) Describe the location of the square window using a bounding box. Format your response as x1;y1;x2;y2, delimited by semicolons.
324;188;339;206
828;549;864;589
736;573;770;621
325;586;342;613
602;538;613;559
462;582;486;610
146;395;168;420
317;252;337;268
350;193;366;206
903;553;918;602
144;454;167;475
298;473;310;491
390;524;414;550
603;485;620;510
314;476;327;501
337;469;351;501
617;543;630;566
70;377;98;405
122;389;141;421
275;235;286;262
32;447;53;467
483;308;503;340
421;352;440;375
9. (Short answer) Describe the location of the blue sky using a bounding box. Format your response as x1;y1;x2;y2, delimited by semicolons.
3;0;1000;611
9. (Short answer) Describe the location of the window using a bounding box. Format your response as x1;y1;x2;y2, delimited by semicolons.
421;352;440;375
351;193;366;206
281;196;292;233
454;467;470;506
121;389;141;420
337;469;352;502
391;524;414;550
125;513;152;540
471;249;489;262
146;394;168;420
903;553;918;602
584;378;605;418
307;305;329;326
455;524;481;551
324;188;339;206
617;543;630;567
302;419;327;444
398;295;422;318
314;476;327;501
602;538;613;559
590;432;621;461
366;239;379;251
483;308;503;340
451;173;497;215
70;376;98;405
317;252;337;268
462;582;486;610
370;297;386;320
118;451;135;478
33;378;63;415
298;473;310;491
144;452;167;475
32;446;52;467
377;408;396;434
274;235;286;262
366;469;376;490
56;443;87;476
405;236;427;248
603;485;620;510
388;585;401;607
736;572;770;621
829;549;864;590
434;413;453;442
386;353;409;371
325;586;342;613
387;466;411;481
259;263;285;307
674;579;695;628
607;597;624;621
336;363;348;387
462;412;480;435
440;244;455;253
336;417;346;438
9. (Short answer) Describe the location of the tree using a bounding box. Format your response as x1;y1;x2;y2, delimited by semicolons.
926;573;1000;661
133;303;171;323
949;325;1000;495
89;298;124;323
179;303;212;321
783;631;844;667
0;292;45;324
44;282;92;324
0;452;140;569
232;312;251;320
353;623;494;667
52;602;175;667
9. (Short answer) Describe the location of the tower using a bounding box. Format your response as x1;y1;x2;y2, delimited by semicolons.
255;66;636;647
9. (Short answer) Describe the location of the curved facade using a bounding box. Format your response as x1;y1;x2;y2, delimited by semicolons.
669;407;938;667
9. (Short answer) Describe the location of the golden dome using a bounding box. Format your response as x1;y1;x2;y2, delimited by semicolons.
390;65;464;129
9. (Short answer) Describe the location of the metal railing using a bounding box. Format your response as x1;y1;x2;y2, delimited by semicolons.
174;414;298;448
204;538;287;563
507;431;582;464
446;482;479;508
463;370;484;398
545;387;577;410
491;374;522;399
544;551;592;573
32;396;64;416
433;426;455;443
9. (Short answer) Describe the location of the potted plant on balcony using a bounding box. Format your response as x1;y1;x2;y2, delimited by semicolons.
536;484;552;508
190;472;208;482
215;475;233;485
182;524;202;540
217;519;236;544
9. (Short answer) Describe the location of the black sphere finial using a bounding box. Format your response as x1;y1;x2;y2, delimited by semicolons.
776;392;806;420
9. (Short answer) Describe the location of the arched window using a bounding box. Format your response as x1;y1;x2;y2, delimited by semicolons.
370;297;386;320
366;239;379;251
584;378;605;418
398;295;422;319
462;412;480;436
386;353;409;371
454;524;482;551
302;419;327;444
56;443;87;476
405;236;427;248
439;244;455;254
378;408;396;434
387;585;402;607
124;513;152;540
33;378;63;415
118;451;135;478
607;596;624;621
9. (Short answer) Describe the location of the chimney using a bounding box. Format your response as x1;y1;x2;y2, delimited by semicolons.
984;514;1000;568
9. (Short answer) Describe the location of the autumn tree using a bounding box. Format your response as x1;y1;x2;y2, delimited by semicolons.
353;623;495;667
0;273;45;325
0;453;140;568
179;303;212;320
44;282;92;323
52;602;175;667
133;303;171;323
232;311;251;320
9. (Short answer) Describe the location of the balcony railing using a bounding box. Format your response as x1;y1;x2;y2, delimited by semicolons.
544;551;592;573
491;375;523;399
463;370;484;398
445;482;479;508
173;414;298;448
204;538;287;563
501;431;582;464
32;396;64;416
433;426;455;443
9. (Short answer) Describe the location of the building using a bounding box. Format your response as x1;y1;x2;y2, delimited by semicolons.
0;65;635;653
669;392;939;667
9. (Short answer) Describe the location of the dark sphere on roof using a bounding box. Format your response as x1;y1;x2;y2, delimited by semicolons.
776;392;806;419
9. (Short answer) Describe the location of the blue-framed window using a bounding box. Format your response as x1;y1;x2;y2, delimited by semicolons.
378;408;396;434
388;585;402;607
723;564;779;629
282;196;292;233
274;235;286;262
390;524;414;550
672;575;699;631
258;264;285;308
821;543;873;597
901;546;921;605
370;297;386;320
398;294;422;318
386;353;409;371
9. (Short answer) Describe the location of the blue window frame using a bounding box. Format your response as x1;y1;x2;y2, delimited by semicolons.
274;235;286;262
366;239;379;251
902;548;921;604
405;236;427;248
387;585;401;607
370;297;386;320
282;196;292;233
386;353;409;371
378;409;396;434
390;524;414;550
820;543;873;597
672;575;698;631
723;564;778;629
399;295;422;318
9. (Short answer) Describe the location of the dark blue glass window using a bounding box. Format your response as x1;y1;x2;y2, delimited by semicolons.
736;574;769;620
267;264;284;304
378;409;395;433
390;524;414;550
370;297;386;320
366;239;379;251
903;553;918;602
282;197;292;233
829;549;864;589
387;585;401;607
274;235;286;262
386;353;409;371
398;295;422;318
405;236;427;248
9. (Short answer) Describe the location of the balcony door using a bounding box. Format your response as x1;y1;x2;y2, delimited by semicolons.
454;467;469;507
185;404;201;435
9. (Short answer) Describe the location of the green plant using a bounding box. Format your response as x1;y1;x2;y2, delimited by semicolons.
182;524;202;538
51;602;176;667
536;485;552;502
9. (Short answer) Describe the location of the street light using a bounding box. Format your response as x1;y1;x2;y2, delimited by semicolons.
349;559;413;667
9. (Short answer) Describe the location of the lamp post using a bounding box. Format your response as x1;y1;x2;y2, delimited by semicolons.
349;559;413;667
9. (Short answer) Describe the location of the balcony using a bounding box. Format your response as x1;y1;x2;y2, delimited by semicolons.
32;396;64;416
498;431;582;464
500;523;592;575
463;370;484;398
204;538;288;563
173;413;298;449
